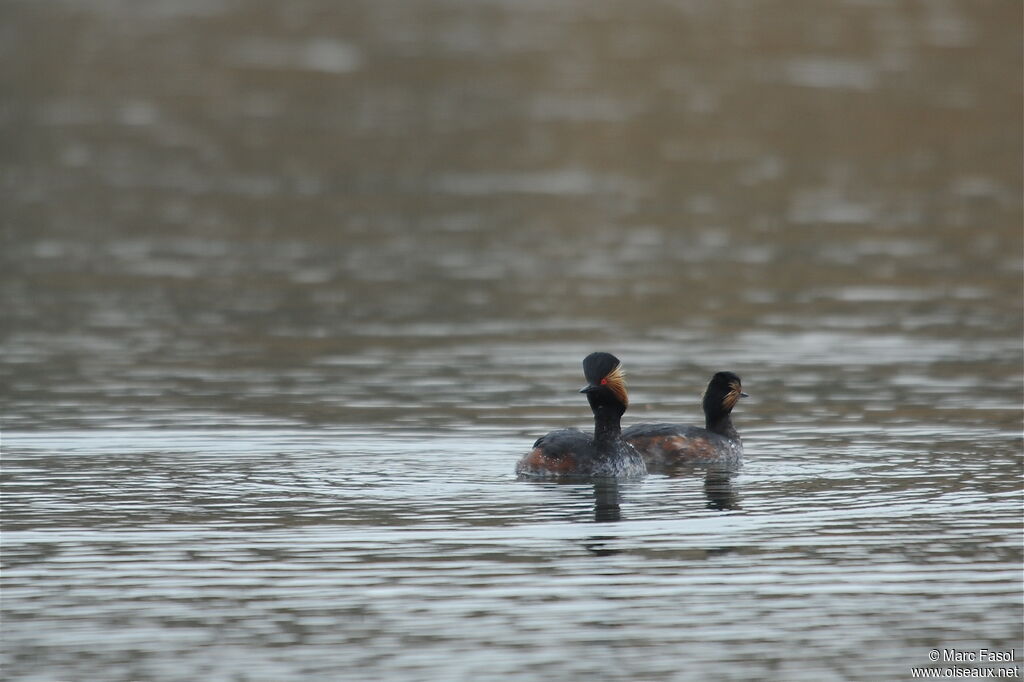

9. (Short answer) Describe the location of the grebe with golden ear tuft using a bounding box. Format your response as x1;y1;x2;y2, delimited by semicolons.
623;371;747;471
516;352;647;480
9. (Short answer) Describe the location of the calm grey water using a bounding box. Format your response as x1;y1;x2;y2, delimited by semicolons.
2;1;1022;680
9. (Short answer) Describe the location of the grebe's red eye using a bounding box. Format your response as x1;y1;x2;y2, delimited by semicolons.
600;378;608;385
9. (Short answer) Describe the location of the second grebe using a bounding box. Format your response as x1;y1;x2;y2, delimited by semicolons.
622;371;747;471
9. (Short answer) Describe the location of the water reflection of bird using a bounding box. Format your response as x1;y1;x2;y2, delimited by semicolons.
624;371;747;472
703;467;741;511
516;352;647;480
591;478;623;522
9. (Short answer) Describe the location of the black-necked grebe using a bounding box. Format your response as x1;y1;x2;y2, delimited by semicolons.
516;352;647;480
623;371;747;470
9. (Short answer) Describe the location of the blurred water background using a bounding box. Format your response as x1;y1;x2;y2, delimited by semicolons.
2;1;1022;680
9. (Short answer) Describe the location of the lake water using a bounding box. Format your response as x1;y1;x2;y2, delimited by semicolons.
2;1;1022;680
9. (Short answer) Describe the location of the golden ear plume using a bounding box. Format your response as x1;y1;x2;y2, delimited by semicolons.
722;382;742;410
604;364;628;407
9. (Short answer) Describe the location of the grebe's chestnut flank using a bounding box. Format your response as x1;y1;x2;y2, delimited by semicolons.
516;352;647;480
623;371;747;470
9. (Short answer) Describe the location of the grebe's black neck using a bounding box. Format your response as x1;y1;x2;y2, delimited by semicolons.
592;404;625;453
706;412;739;441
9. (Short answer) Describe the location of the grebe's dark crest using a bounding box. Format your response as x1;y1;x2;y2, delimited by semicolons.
623;371;747;471
516;352;646;480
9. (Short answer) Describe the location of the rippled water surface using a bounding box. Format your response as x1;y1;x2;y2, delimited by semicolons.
2;1;1022;680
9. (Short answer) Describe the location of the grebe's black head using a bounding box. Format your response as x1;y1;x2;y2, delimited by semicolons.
579;351;628;416
702;371;747;418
